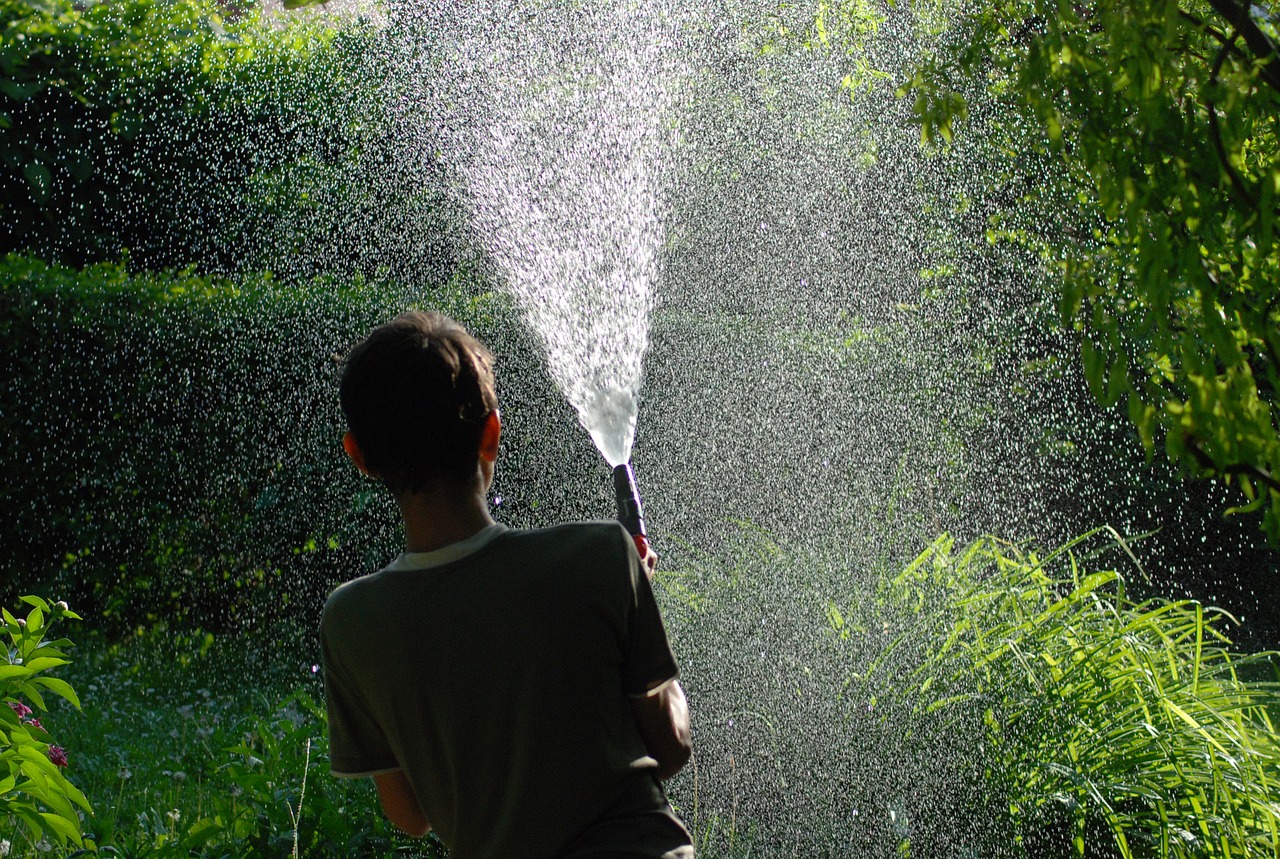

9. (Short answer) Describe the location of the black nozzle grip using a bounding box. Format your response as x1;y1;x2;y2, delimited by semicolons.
612;463;647;539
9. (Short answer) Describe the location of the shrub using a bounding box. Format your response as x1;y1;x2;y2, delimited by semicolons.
112;692;438;857
0;254;494;634
853;531;1280;857
0;596;91;853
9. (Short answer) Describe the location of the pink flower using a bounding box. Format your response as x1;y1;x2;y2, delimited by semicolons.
7;701;32;719
24;718;43;731
46;746;68;768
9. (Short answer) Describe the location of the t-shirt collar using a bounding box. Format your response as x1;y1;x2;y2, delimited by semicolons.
386;523;509;571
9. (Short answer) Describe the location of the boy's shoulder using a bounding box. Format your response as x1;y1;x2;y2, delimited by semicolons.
321;563;389;630
500;521;639;590
487;520;636;574
324;520;632;608
509;519;631;548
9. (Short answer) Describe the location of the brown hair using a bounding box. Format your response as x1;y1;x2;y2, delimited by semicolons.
339;311;497;493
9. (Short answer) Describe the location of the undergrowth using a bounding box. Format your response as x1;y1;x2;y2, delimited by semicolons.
16;625;443;858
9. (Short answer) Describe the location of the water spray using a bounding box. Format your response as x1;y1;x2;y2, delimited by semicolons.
612;461;650;559
436;4;667;564
574;386;652;558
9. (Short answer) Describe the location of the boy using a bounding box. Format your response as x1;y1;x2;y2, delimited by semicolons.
321;311;694;859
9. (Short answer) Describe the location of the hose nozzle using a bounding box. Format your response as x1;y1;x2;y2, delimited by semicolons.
612;462;650;559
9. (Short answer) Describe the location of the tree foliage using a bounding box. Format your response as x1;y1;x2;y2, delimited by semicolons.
0;255;449;634
0;0;350;268
0;0;460;286
897;1;1280;540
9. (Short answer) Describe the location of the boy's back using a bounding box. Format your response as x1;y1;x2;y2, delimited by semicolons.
322;520;692;859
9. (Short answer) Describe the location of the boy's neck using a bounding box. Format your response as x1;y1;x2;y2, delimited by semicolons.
396;485;496;554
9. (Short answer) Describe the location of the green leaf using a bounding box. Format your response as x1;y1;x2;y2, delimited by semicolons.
38;810;83;847
0;79;45;101
22;657;68;674
1258;168;1275;259
67;153;94;183
1046;110;1062;143
0;665;34;682
108;111;145;140
1128;393;1156;452
21;162;51;205
16;769;74;820
1105;354;1129;406
182;817;224;849
1081;338;1103;398
20;684;46;710
55;771;91;813
32;677;79;709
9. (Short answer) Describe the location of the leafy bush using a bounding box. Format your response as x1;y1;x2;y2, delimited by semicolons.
0;0;460;285
216;691;448;858
853;531;1280;857
0;254;494;634
1;596;91;853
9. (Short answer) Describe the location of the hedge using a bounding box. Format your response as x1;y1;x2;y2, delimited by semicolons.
0;254;495;634
0;0;460;287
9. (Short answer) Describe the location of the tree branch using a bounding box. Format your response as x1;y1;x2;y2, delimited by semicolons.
1207;40;1261;209
1187;437;1280;495
1200;0;1280;95
1180;9;1231;50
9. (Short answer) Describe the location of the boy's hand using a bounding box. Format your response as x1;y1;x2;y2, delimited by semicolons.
630;679;691;780
642;546;658;582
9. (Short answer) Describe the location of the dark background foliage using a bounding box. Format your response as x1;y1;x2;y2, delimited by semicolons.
0;0;494;635
0;255;391;632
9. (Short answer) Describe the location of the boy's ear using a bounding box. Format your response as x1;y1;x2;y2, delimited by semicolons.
478;410;501;464
343;431;374;477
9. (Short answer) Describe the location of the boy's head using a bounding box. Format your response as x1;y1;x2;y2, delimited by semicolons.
339;311;498;494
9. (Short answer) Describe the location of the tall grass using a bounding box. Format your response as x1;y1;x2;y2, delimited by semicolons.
861;530;1280;857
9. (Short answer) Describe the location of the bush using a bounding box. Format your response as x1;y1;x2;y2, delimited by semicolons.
851;531;1280;857
0;254;493;634
1;596;91;853
0;0;460;286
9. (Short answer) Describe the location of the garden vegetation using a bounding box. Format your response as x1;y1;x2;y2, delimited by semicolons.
3;0;1280;856
894;0;1280;542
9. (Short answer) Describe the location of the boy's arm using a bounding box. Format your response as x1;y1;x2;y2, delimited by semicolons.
630;679;692;780
621;534;690;780
373;770;431;837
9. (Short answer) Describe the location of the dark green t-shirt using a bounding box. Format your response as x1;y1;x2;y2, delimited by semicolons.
321;521;693;859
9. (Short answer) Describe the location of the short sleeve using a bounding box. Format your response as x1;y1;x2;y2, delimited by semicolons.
619;529;680;697
320;607;399;777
